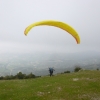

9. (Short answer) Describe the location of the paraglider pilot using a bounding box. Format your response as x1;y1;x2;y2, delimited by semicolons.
49;68;55;76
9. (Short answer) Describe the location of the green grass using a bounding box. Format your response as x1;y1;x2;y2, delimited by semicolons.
0;70;100;100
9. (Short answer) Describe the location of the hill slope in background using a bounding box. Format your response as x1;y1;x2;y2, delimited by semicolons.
0;51;100;76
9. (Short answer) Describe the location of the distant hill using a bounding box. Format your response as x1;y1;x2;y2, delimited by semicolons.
0;51;100;76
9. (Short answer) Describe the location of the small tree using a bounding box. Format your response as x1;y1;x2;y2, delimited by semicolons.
28;72;35;78
4;75;10;80
16;72;25;79
0;76;4;80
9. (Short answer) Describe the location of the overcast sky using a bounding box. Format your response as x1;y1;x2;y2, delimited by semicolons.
1;0;100;54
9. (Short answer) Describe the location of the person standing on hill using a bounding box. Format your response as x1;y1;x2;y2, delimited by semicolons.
49;68;55;76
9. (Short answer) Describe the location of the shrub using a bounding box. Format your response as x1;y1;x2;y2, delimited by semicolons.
74;66;81;72
97;68;99;71
64;71;70;73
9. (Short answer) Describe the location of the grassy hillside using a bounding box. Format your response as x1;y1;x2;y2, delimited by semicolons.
0;70;100;100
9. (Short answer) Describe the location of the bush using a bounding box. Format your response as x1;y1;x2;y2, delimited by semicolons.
64;71;70;73
16;72;25;79
97;68;99;71
74;66;81;72
27;72;35;78
0;76;3;80
0;72;36;80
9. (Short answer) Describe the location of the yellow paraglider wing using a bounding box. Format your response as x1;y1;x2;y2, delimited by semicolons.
24;20;80;44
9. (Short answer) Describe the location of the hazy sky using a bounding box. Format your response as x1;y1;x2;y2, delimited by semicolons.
1;0;100;53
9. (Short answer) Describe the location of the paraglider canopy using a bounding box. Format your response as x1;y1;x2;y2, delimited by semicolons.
24;20;80;44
